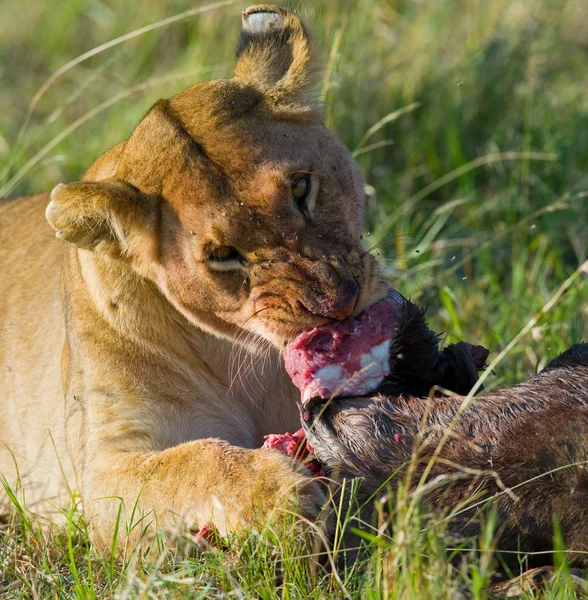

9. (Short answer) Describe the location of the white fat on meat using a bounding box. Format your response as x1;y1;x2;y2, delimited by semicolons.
302;338;392;402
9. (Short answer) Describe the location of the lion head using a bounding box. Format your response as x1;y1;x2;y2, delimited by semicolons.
46;5;388;347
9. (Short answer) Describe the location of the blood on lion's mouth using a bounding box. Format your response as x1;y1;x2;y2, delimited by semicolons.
283;290;406;406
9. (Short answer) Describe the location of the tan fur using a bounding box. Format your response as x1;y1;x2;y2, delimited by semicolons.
0;6;387;550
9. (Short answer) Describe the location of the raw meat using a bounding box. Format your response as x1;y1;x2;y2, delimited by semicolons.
283;290;405;405
263;428;309;458
269;296;489;480
263;428;324;477
194;522;219;550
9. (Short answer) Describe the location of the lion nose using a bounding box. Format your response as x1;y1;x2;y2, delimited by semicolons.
329;293;358;320
301;280;359;321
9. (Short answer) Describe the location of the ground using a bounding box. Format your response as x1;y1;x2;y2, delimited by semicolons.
0;0;587;597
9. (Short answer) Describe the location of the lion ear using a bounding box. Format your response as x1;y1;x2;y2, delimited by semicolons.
46;181;156;257
234;5;320;115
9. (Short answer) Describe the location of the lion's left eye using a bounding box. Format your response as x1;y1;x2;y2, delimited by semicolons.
209;246;242;263
292;174;311;210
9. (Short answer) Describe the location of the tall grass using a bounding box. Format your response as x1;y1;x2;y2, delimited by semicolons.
1;0;587;596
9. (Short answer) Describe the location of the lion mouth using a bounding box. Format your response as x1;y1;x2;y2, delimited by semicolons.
283;290;406;406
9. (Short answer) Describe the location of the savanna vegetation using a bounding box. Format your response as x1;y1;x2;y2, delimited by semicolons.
0;0;586;597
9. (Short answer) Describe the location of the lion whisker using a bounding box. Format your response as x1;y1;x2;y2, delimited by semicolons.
361;234;414;258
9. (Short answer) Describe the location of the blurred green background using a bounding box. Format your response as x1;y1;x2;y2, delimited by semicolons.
1;0;586;386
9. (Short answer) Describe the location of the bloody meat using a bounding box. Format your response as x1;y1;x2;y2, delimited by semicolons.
283;290;406;404
268;296;488;478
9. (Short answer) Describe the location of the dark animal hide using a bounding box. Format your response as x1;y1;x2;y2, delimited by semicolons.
380;299;489;397
304;321;588;568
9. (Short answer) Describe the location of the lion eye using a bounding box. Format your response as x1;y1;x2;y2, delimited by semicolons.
291;174;311;209
209;246;242;263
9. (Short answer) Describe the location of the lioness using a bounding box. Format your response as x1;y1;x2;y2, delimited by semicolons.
0;6;386;549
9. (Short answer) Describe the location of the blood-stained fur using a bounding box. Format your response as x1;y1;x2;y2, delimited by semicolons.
305;343;588;568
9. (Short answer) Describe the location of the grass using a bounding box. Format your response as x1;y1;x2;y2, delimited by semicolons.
0;0;587;597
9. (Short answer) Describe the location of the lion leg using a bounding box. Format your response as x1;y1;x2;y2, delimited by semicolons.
80;438;325;553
